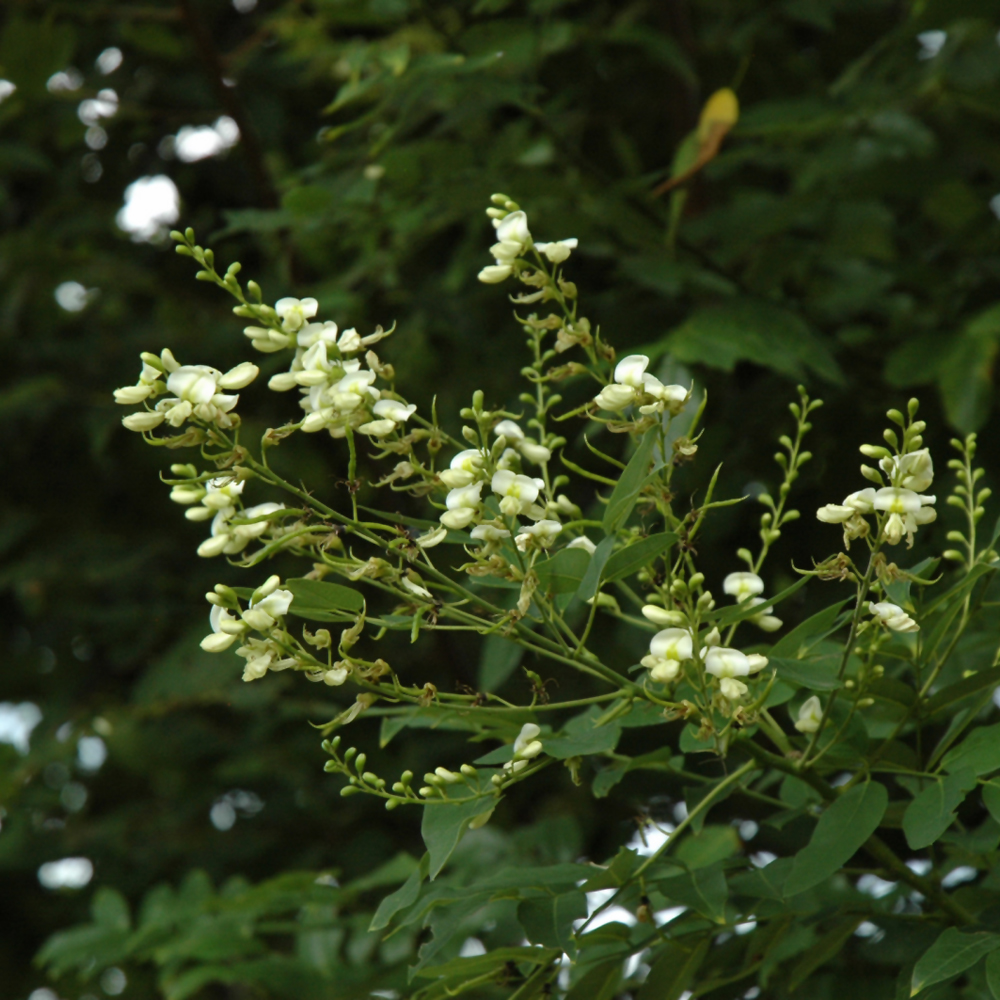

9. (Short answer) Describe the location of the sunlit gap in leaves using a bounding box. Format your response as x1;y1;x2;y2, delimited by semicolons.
37;857;93;890
0;702;42;754
117;176;180;242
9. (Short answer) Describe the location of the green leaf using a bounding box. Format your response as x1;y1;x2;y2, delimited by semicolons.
285;578;364;619
982;781;1000;825
517;891;587;950
903;769;977;850
673;825;740;869
535;546;591;594
926;669;1000;716
784;782;888;896
415;946;561;981
770;656;842;690
788;916;865;991
937;304;1000;433
92;887;131;931
986;948;1000;999
576;536;615;602
663;301;844;384
769;599;851;658
911;928;1000;995
564;962;623;1000
603;429;657;535
637;937;710;1000
369;854;428;931
477;634;524;691
942;722;1000;776
421;797;498;879
656;864;728;922
544;722;621;759
602;532;677;582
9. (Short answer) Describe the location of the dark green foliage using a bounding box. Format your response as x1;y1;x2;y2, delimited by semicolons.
3;0;1000;998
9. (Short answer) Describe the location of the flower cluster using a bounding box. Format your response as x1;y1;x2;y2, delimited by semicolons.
259;306;414;440
816;404;936;549
166;468;288;559
200;576;299;682
115;348;259;432
593;354;690;417
476;195;578;285
640;602;768;704
722;571;783;632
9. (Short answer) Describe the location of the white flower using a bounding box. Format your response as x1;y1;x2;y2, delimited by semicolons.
874;487;936;547
869;601;919;632
503;722;544;773
512;722;542;761
296;320;341;350
746;653;769;673
593;382;637;412
515;519;562;551
746;598;782;633
491;470;545;516
359;399;416;437
593;355;688;415
795;696;823;733
495;211;532;253
170;485;206;505
720;677;748;700
816;503;855;524
637;379;690;417
478;264;513;284
723;572;765;602
401;577;433;600
873;487;925;515
704;647;751;679
330;367;378;411
533;238;577;263
440;482;482;530
641;627;693;683
844;488;877;513
494;419;524;443
196;501;284;557
470;523;511;542
200;605;247;652
893;448;934;492
205;478;245;509
415;526;448;548
154;361;257;429
373;398;417;424
439;449;485;489
241;578;293;630
122;410;165;432
567;536;597;555
235;637;297;682
275;297;318;333
114;359;165;404
641;605;687;627
244;325;293;353
615;355;650;387
242;651;273;681
494;418;551;464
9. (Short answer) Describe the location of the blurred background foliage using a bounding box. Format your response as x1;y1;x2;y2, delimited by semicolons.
1;0;999;996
